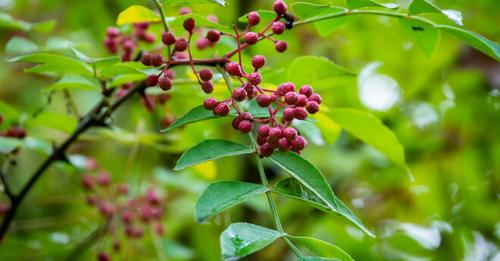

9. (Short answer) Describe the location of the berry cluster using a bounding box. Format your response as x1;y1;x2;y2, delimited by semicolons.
80;164;165;260
104;23;156;62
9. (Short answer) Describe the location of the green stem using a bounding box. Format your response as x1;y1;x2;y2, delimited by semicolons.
218;67;302;257
152;0;172;56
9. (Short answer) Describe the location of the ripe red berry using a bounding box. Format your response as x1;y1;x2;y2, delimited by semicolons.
259;143;274;157
294;107;308;120
81;174;94;190
214;103;230;116
275;40;288;53
299;85;313;97
248;72;261;85
252;55;266;69
257;135;268;145
268;127;283;142
98;201;116;217
274;0;288;15
232;87;247;102
284;92;298;105
291;136;308;151
146;75;159;87
247;11;261;26
6;127;26;139
123;40;135;52
165;69;176;79
183;18;195;33
295;94;308;107
179;7;192;15
151;54;164;67
97;172;111;186
175;38;188;52
306;101;320;114
135;22;149;30
272;21;285;35
257;125;270;137
283;107;295;122
146;188;161;205
204;98;219;110
278;138;291;151
117;184;129;195
309;93;323;104
244;32;259;45
141;52;152;66
122;211;133;224
232;117;241;130
256;94;272;107
196;38;211;50
0;114;3;125
162;32;176;46
199;69;213;81
98;251;110;261
277;82;295;96
283;127;298;141
201;81;214;94
106;27;120;38
238;120;253;133
144;33;156;43
206;30;221;43
238;112;253;121
159;77;173;91
225;62;243;76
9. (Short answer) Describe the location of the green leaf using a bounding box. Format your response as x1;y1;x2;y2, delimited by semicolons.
288;56;355;88
174;139;254;170
195;181;268;222
0;137;23;154
436;25;500;61
0;12;31;31
408;0;463;26
45;75;100;91
109;74;147;87
298;257;341;261
116;5;161;26
28;111;78;134
162;105;236;132
6;37;39;55
399;18;440;57
330;108;408;171
346;0;399;9
311;112;342;144
220;222;283;260
291;3;350;37
165;0;226;6
273;178;373;237
9;53;93;77
32;19;56;33
0;101;20;120
289;236;354;261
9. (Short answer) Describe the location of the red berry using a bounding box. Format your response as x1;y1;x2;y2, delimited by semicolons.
294;107;308;120
98;201;116;217
117;184;129;195
98;252;110;261
146;188;161;205
232;118;241;130
106;27;120;38
196;38;211;50
277;82;295;96
144;33;156;43
159;77;172;91
256;94;272;107
201;81;214;94
309;93;322;104
165;69;176;79
199;69;213;81
284;92;298;105
0;114;3;125
268;127;283;142
162;32;176;46
275;40;288;53
278;138;290;151
179;7;192;15
283;107;295;122
238;112;253;121
259;143;274;157
238;120;253;133
207;14;219;23
204;98;219;110
244;32;259;45
257;125;270;137
151;54;164;67
141;52;152;66
291;136;307;151
232;87;247;102
274;0;288;15
248;72;261;85
81;174;94;190
247;11;261;26
272;22;285;35
97;172;111;186
146;75;159;87
214;103;230;116
183;18;195;33
299;85;313;97
257;135;268;145
123;40;135;52
252;55;266;69
225;62;243;76
122;211;133;224
305;101;320;114
295;94;308;107
175;38;188;52
6;127;26;139
283;128;298;141
206;30;221;43
135;22;149;30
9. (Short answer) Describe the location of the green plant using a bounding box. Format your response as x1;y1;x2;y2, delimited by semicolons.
0;0;498;260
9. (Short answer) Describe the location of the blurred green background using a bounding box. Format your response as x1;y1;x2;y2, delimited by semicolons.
0;0;499;260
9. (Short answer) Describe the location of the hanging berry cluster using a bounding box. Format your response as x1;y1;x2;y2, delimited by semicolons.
80;165;166;260
132;1;319;157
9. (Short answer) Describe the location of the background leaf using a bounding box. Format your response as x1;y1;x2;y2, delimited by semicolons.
399;19;441;57
291;3;350;37
174;139;254;170
9;53;93;77
220;223;283;260
162;105;236;132
165;0;226;6
5;37;39;55
116;5;161;26
195;181;268;222
289;236;355;261
346;0;399;9
408;0;463;26
288;56;355;88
